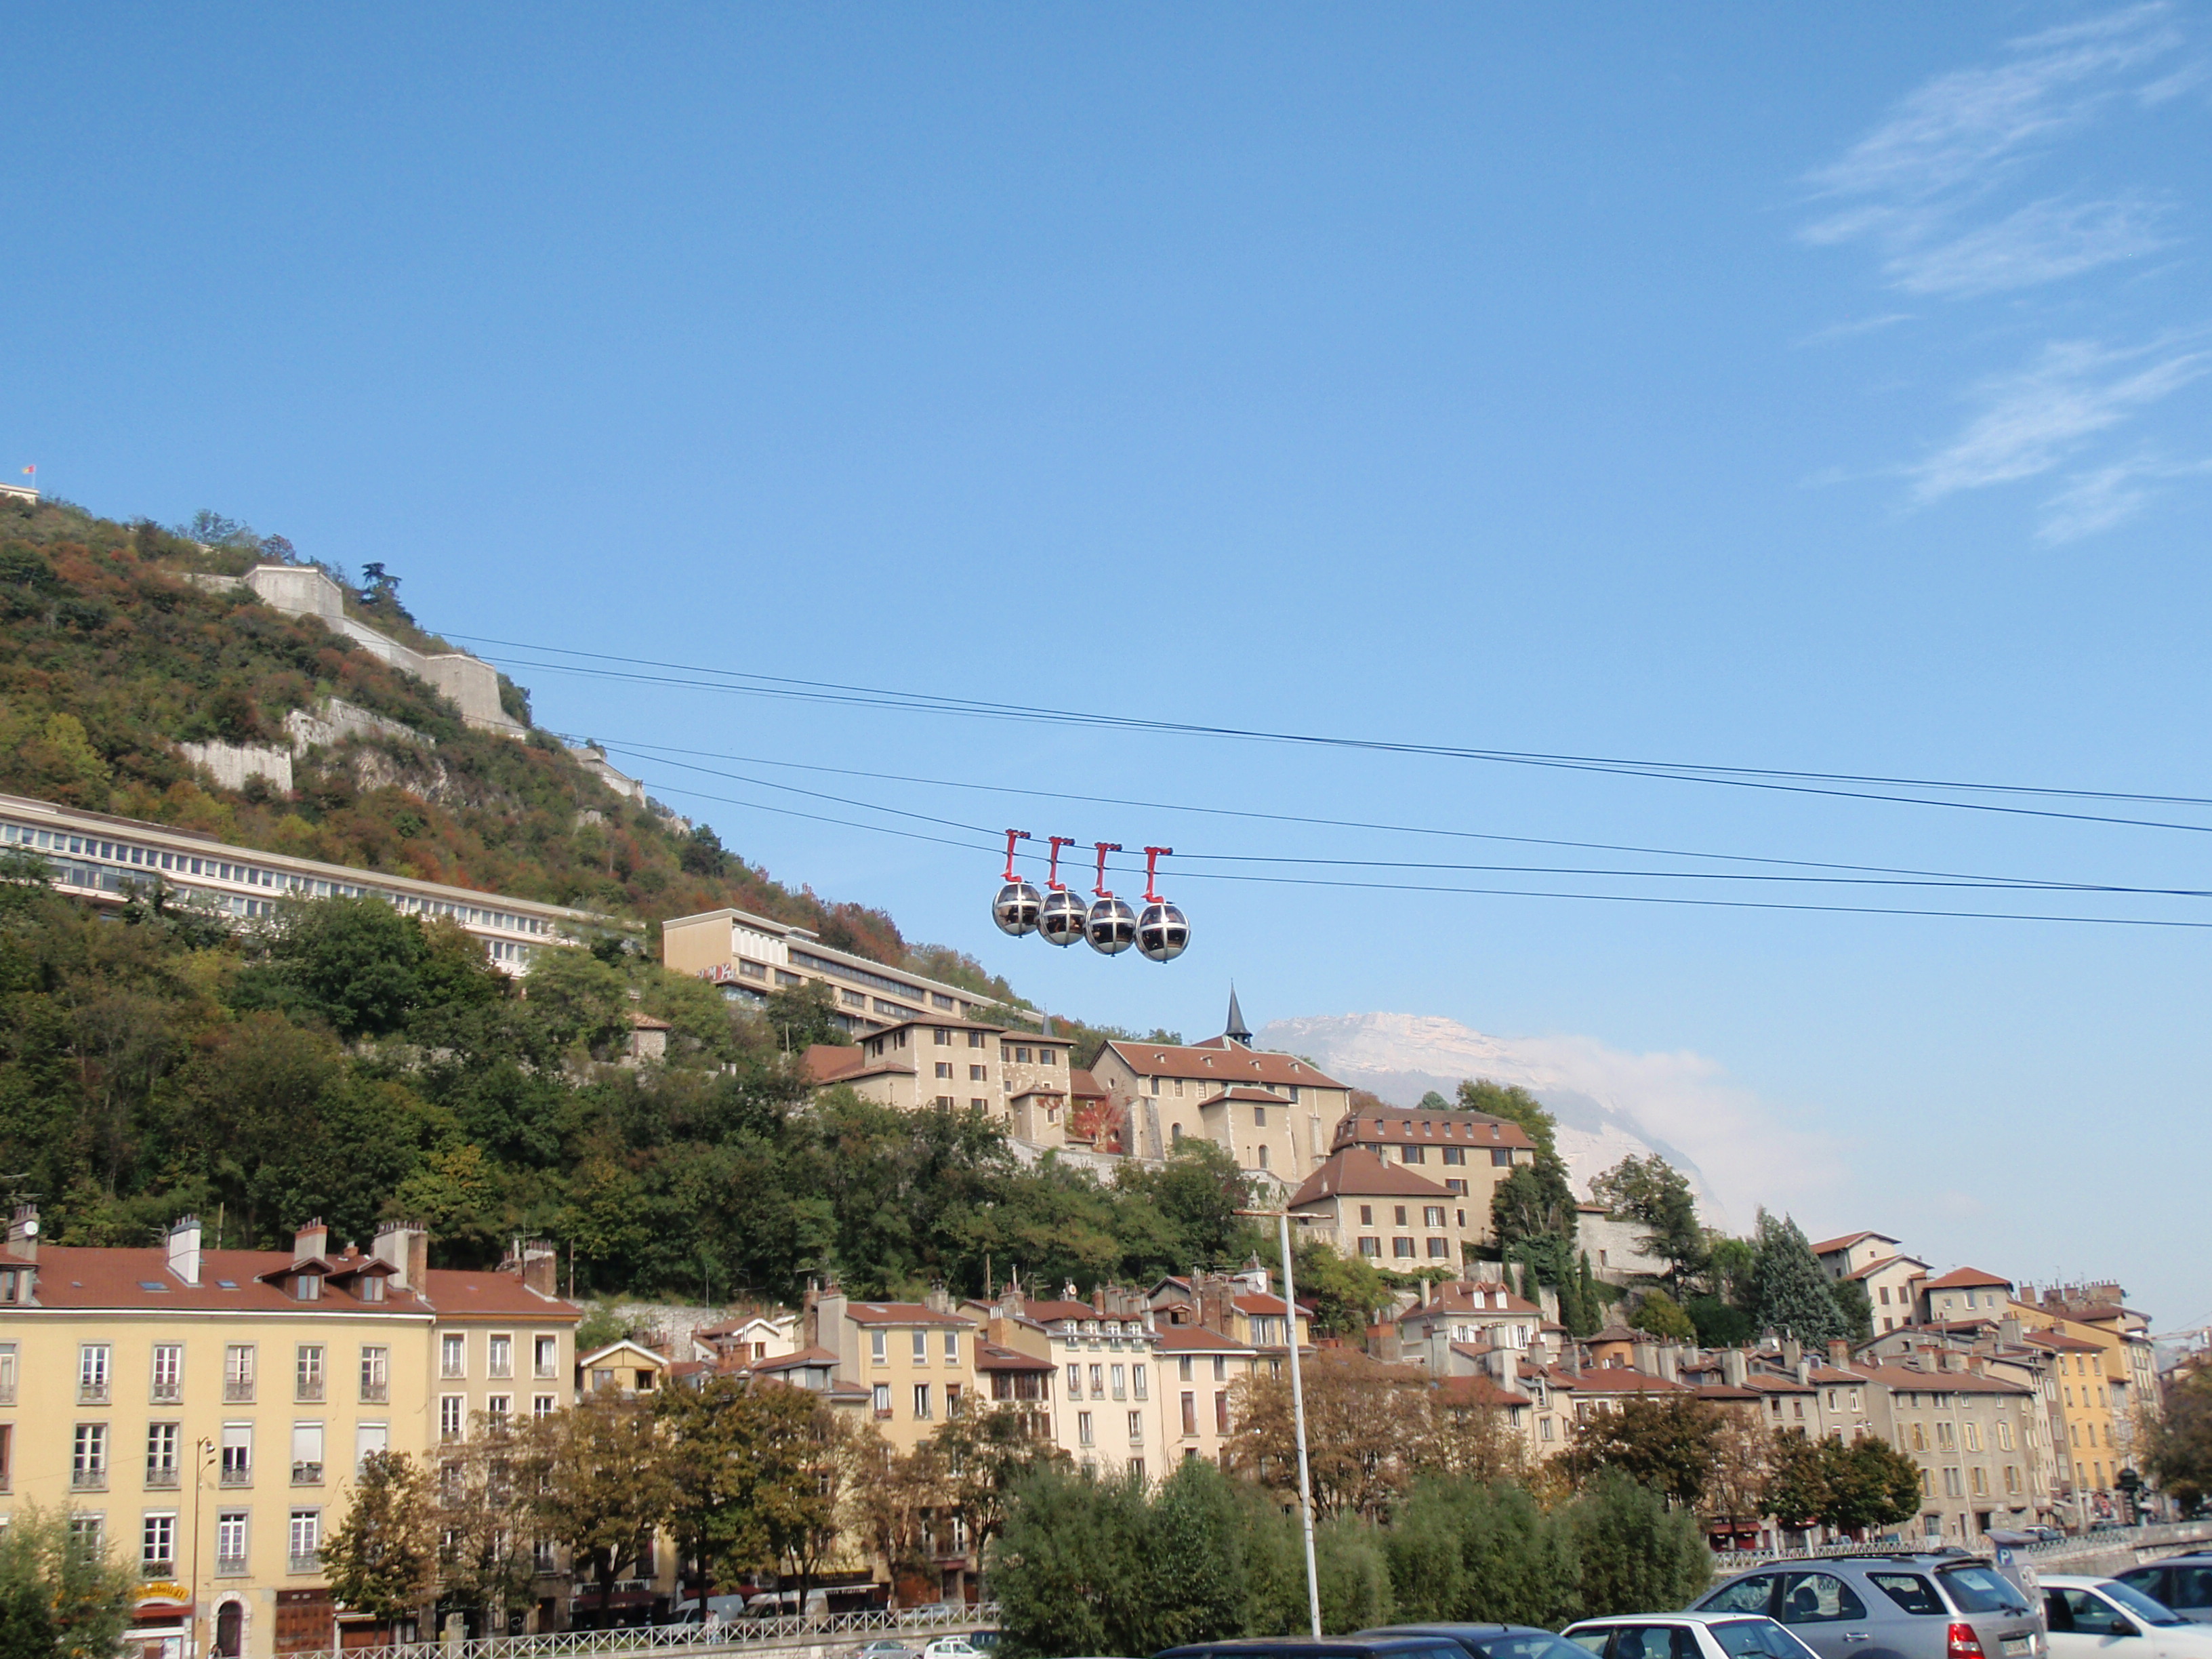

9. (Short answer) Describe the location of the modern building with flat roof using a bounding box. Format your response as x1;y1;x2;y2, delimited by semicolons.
659;904;999;1034
0;791;609;971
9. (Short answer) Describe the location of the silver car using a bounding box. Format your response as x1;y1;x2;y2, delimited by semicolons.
1694;1553;2047;1659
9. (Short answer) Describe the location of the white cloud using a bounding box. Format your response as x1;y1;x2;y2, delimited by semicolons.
1809;5;2178;208
2036;453;2212;541
1885;194;2171;296
1260;1012;1849;1227
1794;312;1917;348
1910;337;2210;502
1803;6;2181;294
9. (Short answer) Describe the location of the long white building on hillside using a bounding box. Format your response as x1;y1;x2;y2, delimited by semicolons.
0;791;607;969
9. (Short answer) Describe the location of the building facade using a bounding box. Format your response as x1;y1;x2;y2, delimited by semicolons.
660;907;1002;1037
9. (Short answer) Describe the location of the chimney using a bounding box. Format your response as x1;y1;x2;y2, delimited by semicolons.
1781;1337;1803;1370
1828;1339;1851;1370
924;1279;951;1315
372;1221;427;1291
1796;1354;1813;1385
6;1204;37;1263
1419;1277;1431;1309
1656;1345;1680;1383
2000;1316;2024;1347
518;1240;556;1297
167;1215;203;1287
1946;1349;1969;1374
1632;1340;1660;1375
1721;1349;1749;1388
293;1218;328;1264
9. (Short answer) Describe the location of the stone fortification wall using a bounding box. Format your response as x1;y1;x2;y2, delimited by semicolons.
192;565;524;736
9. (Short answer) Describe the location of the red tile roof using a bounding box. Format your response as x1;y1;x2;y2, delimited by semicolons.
801;1044;865;1084
2022;1329;2105;1353
975;1340;1055;1372
1924;1267;2013;1290
1212;1085;1294;1105
843;1301;974;1328
1103;1041;1345;1092
1842;1254;1929;1281
1069;1068;1106;1101
1435;1374;1530;1410
1330;1106;1534;1151
1288;1148;1456;1207
1234;1292;1315;1318
1811;1230;1899;1255
1847;1359;2030;1395
1154;1325;1254;1353
14;1246;577;1321
1405;1282;1542;1320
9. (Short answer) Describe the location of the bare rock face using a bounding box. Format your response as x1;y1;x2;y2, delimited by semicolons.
1259;1010;1732;1228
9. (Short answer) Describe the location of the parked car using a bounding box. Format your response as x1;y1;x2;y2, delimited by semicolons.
967;1634;1001;1653
848;1642;916;1659
922;1640;981;1659
1692;1551;2046;1659
2116;1559;2212;1624
1155;1636;1471;1659
672;1595;751;1627
1563;1612;1822;1659
2042;1576;2212;1659
1361;1626;1594;1659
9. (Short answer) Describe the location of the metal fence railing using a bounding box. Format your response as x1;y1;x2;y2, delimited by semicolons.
286;1600;1000;1659
1712;1519;2212;1571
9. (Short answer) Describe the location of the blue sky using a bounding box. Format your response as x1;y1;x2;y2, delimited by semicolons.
7;5;2211;1322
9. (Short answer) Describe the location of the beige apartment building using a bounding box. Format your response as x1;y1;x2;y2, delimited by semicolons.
1091;1042;1349;1187
807;1288;978;1455
1289;1149;1482;1266
0;1210;579;1659
1813;1231;1930;1336
659;906;1001;1037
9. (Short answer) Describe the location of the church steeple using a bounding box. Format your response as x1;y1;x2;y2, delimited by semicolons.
1223;985;1252;1048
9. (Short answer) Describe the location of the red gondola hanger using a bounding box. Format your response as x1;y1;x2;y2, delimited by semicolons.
991;829;1040;938
1038;835;1087;946
1085;841;1136;956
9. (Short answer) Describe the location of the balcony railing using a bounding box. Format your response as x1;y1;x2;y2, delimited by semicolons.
216;1555;249;1578
292;1461;324;1486
142;1560;176;1580
361;1381;389;1404
78;1382;110;1406
145;1465;181;1490
224;1380;255;1404
289;1553;321;1575
296;1381;325;1404
70;1469;108;1492
220;1465;251;1488
150;1383;182;1405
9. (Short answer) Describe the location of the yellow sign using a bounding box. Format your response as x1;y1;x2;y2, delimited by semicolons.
135;1581;192;1610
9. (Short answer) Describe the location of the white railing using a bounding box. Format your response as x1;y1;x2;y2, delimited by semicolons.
285;1601;998;1659
1713;1519;2212;1571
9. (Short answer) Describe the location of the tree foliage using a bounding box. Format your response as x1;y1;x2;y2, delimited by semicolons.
1562;1396;1727;1507
321;1451;440;1621
1744;1211;1848;1346
2148;1366;2212;1511
1589;1153;1706;1288
0;1504;136;1659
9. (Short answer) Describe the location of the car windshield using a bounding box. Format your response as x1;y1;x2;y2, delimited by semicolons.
1710;1620;1818;1659
1468;1637;1591;1659
2101;1583;2187;1626
1938;1567;2030;1615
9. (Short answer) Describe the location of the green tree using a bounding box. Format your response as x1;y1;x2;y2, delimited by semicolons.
1628;1289;1698;1341
1461;1080;1578;1258
240;896;430;1040
0;1503;136;1659
1820;1437;1923;1535
1761;1431;1829;1532
1568;1471;1713;1617
991;1465;1140;1659
762;979;851;1051
2148;1367;2212;1511
1829;1277;1875;1345
934;1403;1070;1555
1745;1211;1847;1345
321;1451;439;1622
1588;1153;1706;1288
1562;1395;1726;1507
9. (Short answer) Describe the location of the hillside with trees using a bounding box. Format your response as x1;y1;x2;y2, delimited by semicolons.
0;493;908;960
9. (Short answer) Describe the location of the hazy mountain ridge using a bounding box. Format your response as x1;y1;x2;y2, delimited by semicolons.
1262;1010;1733;1229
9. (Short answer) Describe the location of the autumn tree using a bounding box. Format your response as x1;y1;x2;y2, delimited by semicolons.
1697;1416;1776;1536
321;1451;439;1624
933;1401;1069;1554
523;1395;668;1617
2148;1366;2212;1511
1589;1154;1707;1290
1228;1351;1431;1521
434;1418;539;1631
844;1428;947;1600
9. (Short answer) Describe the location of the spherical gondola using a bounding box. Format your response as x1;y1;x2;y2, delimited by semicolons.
1134;846;1189;962
992;880;1042;937
1086;895;1137;954
1038;888;1088;946
1136;901;1189;962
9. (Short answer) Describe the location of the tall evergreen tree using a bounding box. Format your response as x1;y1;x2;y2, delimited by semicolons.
1745;1211;1848;1345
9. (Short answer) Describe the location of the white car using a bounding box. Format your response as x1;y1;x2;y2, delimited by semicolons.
921;1641;982;1659
1563;1612;1825;1659
2042;1576;2212;1659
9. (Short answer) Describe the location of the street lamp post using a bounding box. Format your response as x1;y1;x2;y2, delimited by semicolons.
1240;1204;1322;1639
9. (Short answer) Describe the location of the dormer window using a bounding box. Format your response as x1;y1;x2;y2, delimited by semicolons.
293;1275;321;1301
359;1276;384;1303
